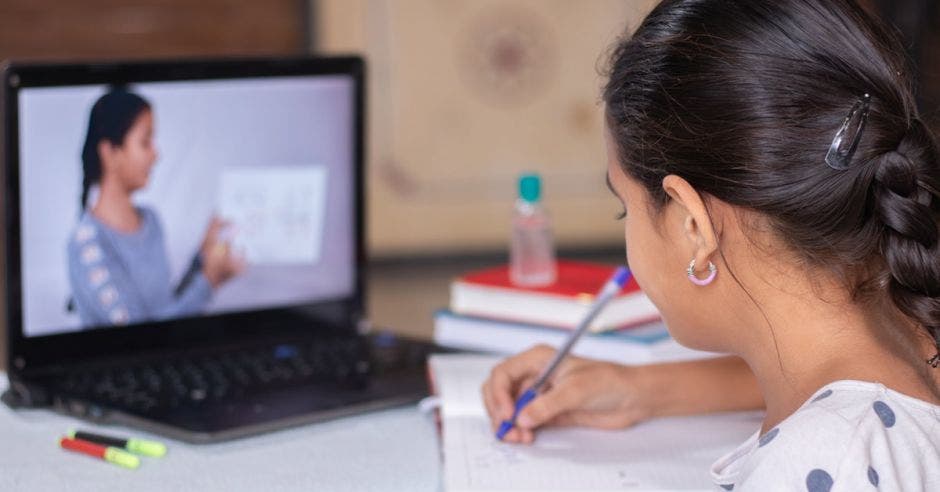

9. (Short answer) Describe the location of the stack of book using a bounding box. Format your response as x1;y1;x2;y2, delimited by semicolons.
433;261;709;364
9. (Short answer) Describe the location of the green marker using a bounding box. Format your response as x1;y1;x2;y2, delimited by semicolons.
69;429;167;458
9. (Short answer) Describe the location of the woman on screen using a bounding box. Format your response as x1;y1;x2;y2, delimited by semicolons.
67;89;243;327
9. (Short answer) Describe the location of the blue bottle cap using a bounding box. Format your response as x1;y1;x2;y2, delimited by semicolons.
519;173;541;203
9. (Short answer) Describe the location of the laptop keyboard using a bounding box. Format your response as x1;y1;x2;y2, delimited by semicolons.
54;338;372;414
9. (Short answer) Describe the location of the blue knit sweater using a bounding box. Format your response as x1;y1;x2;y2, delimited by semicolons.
67;207;212;328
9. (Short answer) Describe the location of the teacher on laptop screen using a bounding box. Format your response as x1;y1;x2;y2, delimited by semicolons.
19;73;352;339
68;88;244;328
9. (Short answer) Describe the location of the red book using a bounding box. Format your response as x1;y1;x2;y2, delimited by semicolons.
450;260;660;332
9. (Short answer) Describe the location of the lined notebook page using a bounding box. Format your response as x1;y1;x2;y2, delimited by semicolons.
429;354;763;492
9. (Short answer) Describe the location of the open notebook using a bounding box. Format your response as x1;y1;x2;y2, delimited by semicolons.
429;354;764;491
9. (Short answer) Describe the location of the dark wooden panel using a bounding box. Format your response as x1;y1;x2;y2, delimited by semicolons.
0;0;308;60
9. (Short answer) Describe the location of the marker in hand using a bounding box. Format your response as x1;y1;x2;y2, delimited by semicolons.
496;267;632;440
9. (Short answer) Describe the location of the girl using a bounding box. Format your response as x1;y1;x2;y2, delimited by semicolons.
68;89;243;328
482;0;940;489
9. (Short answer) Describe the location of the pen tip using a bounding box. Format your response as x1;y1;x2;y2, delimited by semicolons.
495;420;513;440
613;267;631;286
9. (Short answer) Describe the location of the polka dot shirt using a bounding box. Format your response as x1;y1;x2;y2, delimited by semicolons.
710;381;940;491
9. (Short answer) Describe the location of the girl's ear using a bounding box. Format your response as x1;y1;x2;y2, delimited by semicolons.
661;175;720;267
97;140;117;170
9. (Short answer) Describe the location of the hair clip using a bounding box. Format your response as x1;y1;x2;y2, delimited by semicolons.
826;94;871;170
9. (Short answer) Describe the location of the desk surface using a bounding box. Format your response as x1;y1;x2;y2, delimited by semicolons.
0;256;575;490
0;374;442;491
0;253;636;491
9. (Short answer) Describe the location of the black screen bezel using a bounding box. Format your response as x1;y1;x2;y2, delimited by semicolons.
2;56;366;375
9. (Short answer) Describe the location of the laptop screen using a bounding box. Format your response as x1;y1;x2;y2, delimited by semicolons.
15;73;357;338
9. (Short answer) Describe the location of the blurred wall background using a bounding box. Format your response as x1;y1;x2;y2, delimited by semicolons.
0;0;938;368
316;0;655;256
2;0;938;255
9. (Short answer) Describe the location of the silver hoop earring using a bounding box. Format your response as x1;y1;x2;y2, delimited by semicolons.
687;259;717;286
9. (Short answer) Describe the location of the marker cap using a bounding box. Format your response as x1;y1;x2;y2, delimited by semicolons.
104;448;141;469
127;439;167;457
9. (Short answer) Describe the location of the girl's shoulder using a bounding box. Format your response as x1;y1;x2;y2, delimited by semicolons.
68;207;164;251
795;380;940;426
711;381;940;491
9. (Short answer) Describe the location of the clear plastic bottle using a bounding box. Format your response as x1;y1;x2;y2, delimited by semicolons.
510;173;557;286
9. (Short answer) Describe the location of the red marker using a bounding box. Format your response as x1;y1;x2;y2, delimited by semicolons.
59;437;140;469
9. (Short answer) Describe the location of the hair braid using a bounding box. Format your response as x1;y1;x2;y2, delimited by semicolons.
871;118;940;366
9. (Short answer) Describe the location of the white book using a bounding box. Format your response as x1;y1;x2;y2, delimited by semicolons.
434;310;717;365
429;353;764;492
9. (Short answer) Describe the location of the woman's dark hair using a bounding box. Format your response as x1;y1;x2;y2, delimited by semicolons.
603;0;940;358
80;89;151;211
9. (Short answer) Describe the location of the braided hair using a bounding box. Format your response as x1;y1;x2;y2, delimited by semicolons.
872;119;940;365
602;0;940;365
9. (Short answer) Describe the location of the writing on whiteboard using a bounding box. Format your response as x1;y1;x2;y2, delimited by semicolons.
218;166;329;265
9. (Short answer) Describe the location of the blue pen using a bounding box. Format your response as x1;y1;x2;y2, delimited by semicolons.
496;266;632;441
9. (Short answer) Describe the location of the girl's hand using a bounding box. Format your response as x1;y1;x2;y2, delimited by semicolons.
200;217;245;288
481;344;654;444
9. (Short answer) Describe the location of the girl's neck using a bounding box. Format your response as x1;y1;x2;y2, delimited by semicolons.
91;181;140;233
738;292;940;434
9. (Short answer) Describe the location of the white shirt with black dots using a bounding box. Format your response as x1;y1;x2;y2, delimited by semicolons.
710;380;940;491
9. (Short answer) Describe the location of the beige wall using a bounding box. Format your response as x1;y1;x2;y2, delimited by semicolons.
316;0;658;256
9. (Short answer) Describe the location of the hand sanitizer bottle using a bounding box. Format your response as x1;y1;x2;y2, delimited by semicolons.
510;173;557;286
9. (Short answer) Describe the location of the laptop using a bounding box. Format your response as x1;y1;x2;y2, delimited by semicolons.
1;56;441;443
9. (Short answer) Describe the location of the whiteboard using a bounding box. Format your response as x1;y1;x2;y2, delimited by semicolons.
218;166;329;265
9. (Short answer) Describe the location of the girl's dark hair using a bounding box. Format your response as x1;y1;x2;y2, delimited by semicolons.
80;89;151;211
603;0;940;355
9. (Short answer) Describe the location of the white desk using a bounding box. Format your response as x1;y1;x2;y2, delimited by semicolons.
0;374;442;491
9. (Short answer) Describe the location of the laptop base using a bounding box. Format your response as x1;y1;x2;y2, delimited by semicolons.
6;333;449;443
